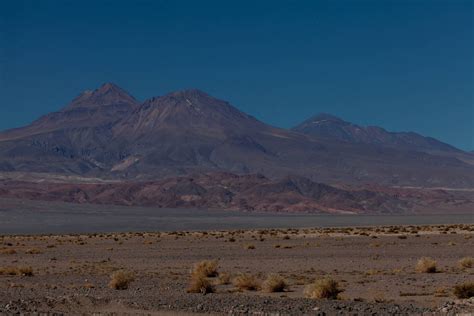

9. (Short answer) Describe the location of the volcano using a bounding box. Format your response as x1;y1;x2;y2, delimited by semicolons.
0;83;472;188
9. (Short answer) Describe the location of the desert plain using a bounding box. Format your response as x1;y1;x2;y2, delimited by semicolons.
1;222;473;315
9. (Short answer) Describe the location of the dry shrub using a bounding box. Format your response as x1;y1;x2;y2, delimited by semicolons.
217;272;231;285
233;273;260;291
416;257;437;273
304;278;343;299
458;257;474;269
0;267;19;275
0;249;16;255
108;270;134;290
0;266;33;276
18;266;33;276
187;275;215;294
434;287;449;297
262;274;288;293
453;282;474;299
25;248;42;254
244;244;255;250
193;260;218;277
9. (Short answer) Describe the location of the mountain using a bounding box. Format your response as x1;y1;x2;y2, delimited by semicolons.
292;113;461;154
0;83;138;141
0;83;473;188
0;83;139;174
106;89;306;177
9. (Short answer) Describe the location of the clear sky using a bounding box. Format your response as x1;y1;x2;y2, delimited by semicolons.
1;0;472;150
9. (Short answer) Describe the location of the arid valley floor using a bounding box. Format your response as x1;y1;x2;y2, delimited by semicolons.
1;224;473;315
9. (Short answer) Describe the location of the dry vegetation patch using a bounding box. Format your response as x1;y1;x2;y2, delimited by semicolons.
262;274;288;293
25;248;42;254
458;257;473;269
416;257;437;273
187;275;215;294
193;260;219;277
304;278;343;299
217;272;231;285
108;270;135;290
453;282;474;299
0;266;33;276
233;273;260;291
0;248;16;255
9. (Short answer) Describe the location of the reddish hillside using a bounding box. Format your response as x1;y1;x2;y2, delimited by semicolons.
1;172;472;214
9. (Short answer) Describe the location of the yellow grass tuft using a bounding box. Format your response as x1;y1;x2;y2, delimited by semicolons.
187;275;215;294
192;260;219;278
0;249;16;255
304;278;343;299
108;270;135;290
0;266;33;276
217;272;231;285
262;274;288;293
233;273;260;291
453;282;474;299
25;248;42;255
458;257;474;269
415;257;437;273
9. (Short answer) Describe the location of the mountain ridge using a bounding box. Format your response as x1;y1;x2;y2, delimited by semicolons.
292;113;462;154
0;83;472;189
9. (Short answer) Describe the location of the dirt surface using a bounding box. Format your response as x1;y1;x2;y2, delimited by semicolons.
1;197;474;235
1;224;473;315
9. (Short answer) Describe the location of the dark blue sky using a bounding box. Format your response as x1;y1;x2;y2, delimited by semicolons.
1;0;472;150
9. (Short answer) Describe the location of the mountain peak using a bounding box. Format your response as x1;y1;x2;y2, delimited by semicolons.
308;113;346;123
97;82;125;93
115;88;263;136
164;89;216;104
170;88;209;97
66;82;138;110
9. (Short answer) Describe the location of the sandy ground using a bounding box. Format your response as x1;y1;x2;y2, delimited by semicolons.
1;224;473;315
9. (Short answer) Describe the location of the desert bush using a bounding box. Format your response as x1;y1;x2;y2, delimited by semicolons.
192;260;218;277
244;244;255;250
453;282;474;299
0;249;16;255
304;278;343;299
262;274;288;293
0;266;33;276
416;257;437;273
0;267;18;275
458;257;474;269
25;248;42;254
108;270;135;290
187;274;215;294
217;272;231;285
18;266;33;276
233;273;260;291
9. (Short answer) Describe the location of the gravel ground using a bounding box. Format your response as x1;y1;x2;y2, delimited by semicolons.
0;224;473;315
